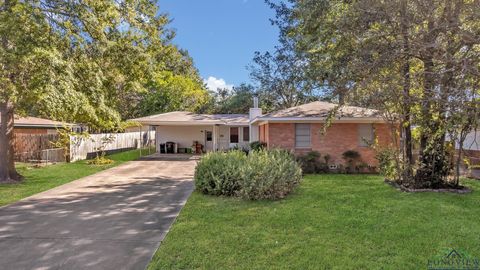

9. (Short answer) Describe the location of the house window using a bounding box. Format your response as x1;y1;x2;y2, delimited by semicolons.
358;124;374;147
295;124;311;148
230;127;239;143
243;127;250;141
206;131;212;142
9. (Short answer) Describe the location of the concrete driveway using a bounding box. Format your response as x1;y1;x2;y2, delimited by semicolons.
0;155;197;270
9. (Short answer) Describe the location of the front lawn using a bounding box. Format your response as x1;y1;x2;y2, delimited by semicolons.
0;148;151;206
149;174;480;269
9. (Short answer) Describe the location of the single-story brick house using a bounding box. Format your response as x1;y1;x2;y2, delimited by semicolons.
134;100;397;166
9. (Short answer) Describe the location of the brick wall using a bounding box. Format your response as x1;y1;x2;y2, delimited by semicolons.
259;123;270;146
264;122;396;166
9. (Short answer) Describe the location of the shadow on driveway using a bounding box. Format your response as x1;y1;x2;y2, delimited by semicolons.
0;159;196;270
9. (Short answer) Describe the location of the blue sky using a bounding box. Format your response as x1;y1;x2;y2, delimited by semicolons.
158;0;279;90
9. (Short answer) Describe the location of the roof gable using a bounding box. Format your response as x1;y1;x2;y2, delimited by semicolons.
259;101;381;119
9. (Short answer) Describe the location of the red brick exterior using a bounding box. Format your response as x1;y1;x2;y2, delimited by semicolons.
259;122;397;166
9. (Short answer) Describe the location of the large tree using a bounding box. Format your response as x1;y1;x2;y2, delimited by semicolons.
0;0;205;182
249;21;322;109
269;0;480;188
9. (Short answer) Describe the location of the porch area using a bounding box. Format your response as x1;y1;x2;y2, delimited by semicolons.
132;111;256;154
155;124;250;154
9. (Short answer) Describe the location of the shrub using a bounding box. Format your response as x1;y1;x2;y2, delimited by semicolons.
87;156;114;165
342;150;362;173
375;148;398;180
240;149;302;200
194;150;246;196
249;141;267;151
296;151;329;173
194;149;302;200
296;151;319;173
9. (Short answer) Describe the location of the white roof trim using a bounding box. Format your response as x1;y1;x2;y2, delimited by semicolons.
250;117;387;125
139;121;248;126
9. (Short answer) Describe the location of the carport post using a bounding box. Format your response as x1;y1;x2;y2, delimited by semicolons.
139;125;142;157
212;124;218;152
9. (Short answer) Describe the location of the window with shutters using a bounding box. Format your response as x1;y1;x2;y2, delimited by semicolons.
358;124;374;147
295;124;311;148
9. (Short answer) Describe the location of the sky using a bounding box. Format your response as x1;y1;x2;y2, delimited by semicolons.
158;0;279;91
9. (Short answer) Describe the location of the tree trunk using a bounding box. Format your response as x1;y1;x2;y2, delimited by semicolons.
400;0;413;171
0;102;21;182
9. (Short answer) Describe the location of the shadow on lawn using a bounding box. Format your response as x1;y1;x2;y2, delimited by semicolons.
0;163;194;270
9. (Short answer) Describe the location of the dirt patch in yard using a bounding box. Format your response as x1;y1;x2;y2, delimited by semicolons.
385;179;472;194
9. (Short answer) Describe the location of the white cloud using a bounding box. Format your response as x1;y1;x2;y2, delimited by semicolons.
204;76;234;91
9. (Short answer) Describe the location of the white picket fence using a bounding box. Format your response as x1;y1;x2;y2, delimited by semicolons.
69;131;155;162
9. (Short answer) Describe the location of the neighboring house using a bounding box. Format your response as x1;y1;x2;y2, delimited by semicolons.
134;99;396;166
459;129;480;163
0;114;75;135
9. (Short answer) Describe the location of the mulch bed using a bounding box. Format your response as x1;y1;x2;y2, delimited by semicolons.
385;179;472;194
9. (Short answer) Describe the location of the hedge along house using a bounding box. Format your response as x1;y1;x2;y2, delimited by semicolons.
135;99;397;166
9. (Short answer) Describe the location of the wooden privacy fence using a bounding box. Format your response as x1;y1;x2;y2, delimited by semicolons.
13;133;65;163
69;131;155;162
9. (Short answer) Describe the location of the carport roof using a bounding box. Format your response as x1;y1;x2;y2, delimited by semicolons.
132;111;249;126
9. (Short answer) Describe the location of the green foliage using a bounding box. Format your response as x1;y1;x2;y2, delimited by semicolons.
296;151;329;174
250;36;320;109
342;150;360;160
342;150;362;173
1;0;206;128
87;156;114;166
194;151;246;196
270;0;480;187
240;149;302;200
375;148;399;180
194;149;302;200
249;141;267;151
139;71;209;116
208;84;256;114
149;175;480;269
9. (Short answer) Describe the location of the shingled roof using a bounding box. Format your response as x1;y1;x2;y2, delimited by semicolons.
258;101;382;119
134;111;249;125
0;113;73;128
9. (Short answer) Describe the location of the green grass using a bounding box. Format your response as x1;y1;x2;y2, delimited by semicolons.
0;148;152;206
149;174;480;270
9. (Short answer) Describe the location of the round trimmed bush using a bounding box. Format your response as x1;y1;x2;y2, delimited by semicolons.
194;150;246;196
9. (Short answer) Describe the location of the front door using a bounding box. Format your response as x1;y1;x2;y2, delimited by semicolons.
229;127;239;148
205;130;213;151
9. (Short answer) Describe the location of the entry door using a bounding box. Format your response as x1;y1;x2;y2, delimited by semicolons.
229;127;239;148
205;130;213;151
